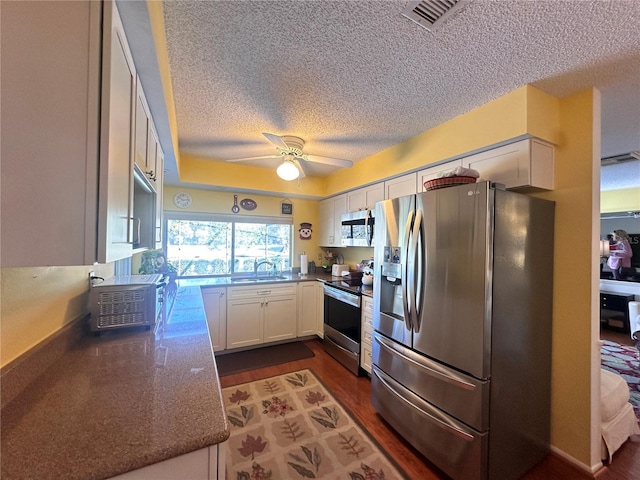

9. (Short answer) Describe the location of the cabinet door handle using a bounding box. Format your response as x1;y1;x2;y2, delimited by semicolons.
129;217;141;245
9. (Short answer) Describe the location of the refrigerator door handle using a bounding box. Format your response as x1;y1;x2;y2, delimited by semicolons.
374;333;476;391
409;208;423;332
401;210;414;331
373;368;475;442
365;208;373;247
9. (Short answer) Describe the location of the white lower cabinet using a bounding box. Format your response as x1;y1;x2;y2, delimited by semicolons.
297;282;319;337
360;296;374;374
316;281;325;338
226;284;297;349
297;280;325;338
109;443;226;480
201;287;227;352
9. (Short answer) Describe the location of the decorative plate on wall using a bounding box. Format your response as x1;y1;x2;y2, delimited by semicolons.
240;198;257;211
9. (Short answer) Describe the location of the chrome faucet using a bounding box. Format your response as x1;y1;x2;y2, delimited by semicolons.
254;259;274;277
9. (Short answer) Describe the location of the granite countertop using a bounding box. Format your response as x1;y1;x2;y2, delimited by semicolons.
178;271;335;288
1;303;229;479
180;272;375;296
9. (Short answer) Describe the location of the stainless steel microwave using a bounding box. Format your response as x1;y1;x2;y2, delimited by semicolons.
341;210;374;247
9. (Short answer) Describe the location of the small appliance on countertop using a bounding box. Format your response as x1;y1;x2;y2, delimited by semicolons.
90;274;167;333
331;264;349;276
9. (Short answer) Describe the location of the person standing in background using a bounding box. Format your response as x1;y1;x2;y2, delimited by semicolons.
607;229;633;279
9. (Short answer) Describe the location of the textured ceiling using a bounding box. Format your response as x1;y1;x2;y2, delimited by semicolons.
159;0;640;188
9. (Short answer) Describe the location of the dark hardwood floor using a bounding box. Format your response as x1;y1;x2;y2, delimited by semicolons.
601;327;636;347
219;339;640;479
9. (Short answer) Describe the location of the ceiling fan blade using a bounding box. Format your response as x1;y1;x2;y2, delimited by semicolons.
294;158;307;178
302;154;354;168
262;132;289;150
225;155;280;163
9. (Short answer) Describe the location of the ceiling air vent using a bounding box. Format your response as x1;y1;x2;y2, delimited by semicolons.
601;151;640;166
402;0;471;31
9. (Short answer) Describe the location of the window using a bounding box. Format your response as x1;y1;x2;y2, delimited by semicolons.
164;213;292;277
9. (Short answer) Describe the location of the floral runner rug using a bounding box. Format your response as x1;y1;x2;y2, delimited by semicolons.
221;369;407;479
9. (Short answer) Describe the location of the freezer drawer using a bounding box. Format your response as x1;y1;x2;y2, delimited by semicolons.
371;366;488;480
373;332;490;431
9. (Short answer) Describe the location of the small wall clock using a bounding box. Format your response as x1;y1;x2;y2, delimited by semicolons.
173;192;192;208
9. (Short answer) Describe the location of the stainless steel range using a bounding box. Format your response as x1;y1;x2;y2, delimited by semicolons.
322;278;363;375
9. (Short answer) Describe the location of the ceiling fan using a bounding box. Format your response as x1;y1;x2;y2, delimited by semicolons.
225;133;354;181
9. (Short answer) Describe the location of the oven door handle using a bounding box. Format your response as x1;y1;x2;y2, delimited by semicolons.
325;334;357;356
323;284;360;307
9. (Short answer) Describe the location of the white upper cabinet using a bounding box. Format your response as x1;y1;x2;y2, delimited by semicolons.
463;138;554;190
318;194;346;247
417;159;463;192
1;1;137;266
152;130;165;248
347;184;384;212
98;0;137;263
134;81;151;176
135;80;164;249
384;172;417;199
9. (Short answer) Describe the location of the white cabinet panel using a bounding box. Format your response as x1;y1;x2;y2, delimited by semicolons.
384;173;417;199
263;295;297;342
417;159;463;193
462;138;554;190
360;296;374;374
109;445;223;480
97;1;136;263
153;138;164;248
1;1;137;266
297;282;319;337
134;81;151;174
317;281;325;338
201;287;227;351
347;184;384;212
318;194;346;247
226;296;263;349
226;285;297;349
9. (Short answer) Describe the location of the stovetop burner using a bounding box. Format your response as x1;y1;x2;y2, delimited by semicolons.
323;277;364;295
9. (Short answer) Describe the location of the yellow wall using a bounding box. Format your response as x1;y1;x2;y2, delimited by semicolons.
163;187;322;267
532;88;600;466
179;156;328;199
601;187;640;213
1;263;113;366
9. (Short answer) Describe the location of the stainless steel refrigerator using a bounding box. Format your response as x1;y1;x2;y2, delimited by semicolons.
371;181;555;480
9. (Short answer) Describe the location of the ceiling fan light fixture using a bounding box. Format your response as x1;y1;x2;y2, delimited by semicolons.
276;158;299;181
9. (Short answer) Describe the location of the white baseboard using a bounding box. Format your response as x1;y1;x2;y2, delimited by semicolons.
550;445;604;475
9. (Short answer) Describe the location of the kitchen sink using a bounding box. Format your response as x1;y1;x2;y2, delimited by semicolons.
231;276;288;282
